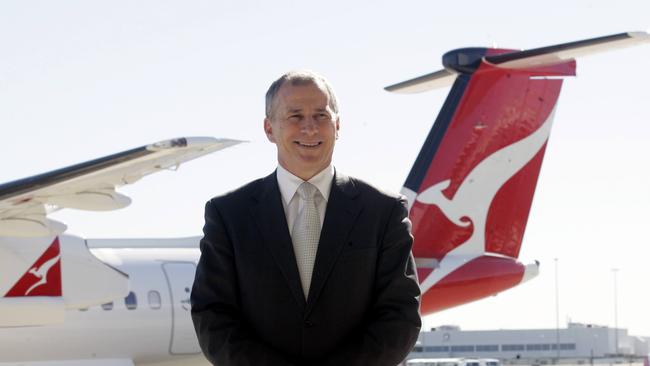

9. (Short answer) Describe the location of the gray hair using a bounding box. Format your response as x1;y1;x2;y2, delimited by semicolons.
265;70;339;119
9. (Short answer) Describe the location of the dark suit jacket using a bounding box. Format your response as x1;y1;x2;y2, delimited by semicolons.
191;170;421;366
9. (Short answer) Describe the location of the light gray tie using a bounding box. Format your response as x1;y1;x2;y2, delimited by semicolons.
291;182;321;299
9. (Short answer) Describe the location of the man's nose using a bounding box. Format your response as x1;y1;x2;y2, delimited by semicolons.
300;118;319;135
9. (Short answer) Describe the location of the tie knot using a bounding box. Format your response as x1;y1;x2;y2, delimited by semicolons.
297;182;318;201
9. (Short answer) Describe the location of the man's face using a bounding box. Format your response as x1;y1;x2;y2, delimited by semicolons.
264;82;340;180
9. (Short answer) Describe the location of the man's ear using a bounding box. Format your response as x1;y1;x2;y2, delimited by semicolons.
335;117;340;140
264;118;276;143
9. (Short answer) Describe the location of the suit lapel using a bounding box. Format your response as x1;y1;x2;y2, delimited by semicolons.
250;172;306;311
305;171;361;316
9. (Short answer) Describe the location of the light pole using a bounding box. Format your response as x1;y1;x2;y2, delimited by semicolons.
612;268;619;356
555;258;560;363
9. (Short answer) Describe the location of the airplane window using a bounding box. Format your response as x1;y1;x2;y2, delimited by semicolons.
148;290;162;309
125;291;137;310
101;302;114;311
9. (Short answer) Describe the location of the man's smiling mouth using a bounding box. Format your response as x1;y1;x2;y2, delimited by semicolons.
295;141;322;148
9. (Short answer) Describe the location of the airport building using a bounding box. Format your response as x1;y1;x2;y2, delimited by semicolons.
408;323;649;363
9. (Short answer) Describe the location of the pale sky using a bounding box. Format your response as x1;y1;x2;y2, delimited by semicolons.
2;1;649;337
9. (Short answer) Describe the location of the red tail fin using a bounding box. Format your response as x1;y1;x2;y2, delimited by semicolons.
404;50;574;263
393;47;574;314
4;237;62;297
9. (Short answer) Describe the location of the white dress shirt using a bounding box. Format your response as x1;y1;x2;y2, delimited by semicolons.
276;164;334;236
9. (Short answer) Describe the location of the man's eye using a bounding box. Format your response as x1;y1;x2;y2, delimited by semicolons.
288;115;302;121
316;113;330;121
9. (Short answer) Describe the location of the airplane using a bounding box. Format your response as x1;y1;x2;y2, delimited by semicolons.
0;137;242;327
0;32;648;366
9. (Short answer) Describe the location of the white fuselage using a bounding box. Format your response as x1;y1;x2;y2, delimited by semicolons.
0;237;209;366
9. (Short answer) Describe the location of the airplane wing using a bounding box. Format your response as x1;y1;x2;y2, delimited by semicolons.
0;137;242;237
0;137;241;327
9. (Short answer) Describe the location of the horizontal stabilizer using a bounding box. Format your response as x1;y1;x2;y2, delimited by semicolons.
385;69;456;94
386;31;650;94
486;31;650;67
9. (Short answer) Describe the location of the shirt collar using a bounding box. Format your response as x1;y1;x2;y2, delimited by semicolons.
276;164;334;206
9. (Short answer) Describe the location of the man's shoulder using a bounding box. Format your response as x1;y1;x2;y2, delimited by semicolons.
342;173;405;204
207;173;272;207
339;173;410;224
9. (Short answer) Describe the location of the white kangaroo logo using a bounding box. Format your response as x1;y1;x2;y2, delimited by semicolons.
25;255;61;295
416;107;556;292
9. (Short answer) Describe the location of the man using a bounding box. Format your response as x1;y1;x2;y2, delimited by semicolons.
191;70;421;365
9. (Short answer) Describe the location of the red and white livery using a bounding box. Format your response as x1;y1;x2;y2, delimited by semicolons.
1;32;649;365
386;31;649;315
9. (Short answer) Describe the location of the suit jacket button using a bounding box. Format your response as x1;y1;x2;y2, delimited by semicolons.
304;320;314;328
